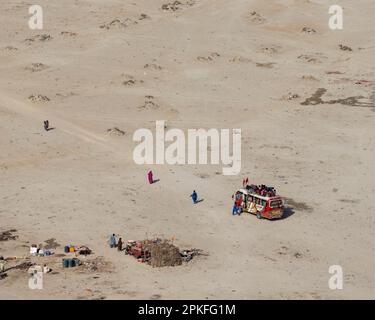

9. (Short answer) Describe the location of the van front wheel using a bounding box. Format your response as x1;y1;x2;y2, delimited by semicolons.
256;212;262;219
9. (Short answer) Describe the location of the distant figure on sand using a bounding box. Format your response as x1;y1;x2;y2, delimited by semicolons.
117;238;123;251
43;120;49;131
148;170;153;184
190;190;198;204
109;234;116;248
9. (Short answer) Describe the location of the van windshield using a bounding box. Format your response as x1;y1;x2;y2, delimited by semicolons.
270;200;282;208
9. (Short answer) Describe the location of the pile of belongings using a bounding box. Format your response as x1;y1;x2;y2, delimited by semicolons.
64;245;76;253
30;244;53;257
77;246;92;256
125;239;204;267
64;245;92;255
246;184;276;197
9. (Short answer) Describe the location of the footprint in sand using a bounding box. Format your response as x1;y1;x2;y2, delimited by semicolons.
110;74;144;87
255;62;275;68
228;56;252;63
196;52;220;62
60;31;78;37
25;63;48;73
3;46;18;52
100;18;137;30
24;34;52;43
144;63;163;71
247;11;266;24
297;53;327;64
106;127;126;136
257;45;282;56
161;1;195;12
301;27;317;35
28;94;50;103
138;95;160;111
100;14;150;30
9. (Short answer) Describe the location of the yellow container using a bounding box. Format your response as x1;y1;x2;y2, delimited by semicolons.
69;247;75;253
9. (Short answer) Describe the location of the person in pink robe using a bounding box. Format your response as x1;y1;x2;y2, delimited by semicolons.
148;170;153;184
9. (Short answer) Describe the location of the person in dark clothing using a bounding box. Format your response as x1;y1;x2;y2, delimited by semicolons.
117;238;123;252
190;190;198;204
43;120;49;131
148;170;153;184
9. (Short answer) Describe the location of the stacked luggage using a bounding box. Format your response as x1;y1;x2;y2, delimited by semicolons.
246;184;276;197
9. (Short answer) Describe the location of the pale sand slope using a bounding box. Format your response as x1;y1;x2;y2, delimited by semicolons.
0;0;374;299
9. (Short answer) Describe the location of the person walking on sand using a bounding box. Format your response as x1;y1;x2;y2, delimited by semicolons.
190;190;198;204
109;234;116;248
117;238;123;252
43;120;49;131
148;170;153;184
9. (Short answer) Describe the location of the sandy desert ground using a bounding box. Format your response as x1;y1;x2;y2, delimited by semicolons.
0;0;374;299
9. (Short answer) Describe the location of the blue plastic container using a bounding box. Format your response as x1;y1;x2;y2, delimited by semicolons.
68;259;75;268
62;258;69;268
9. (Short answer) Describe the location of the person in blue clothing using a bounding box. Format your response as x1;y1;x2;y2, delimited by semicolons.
109;234;117;248
232;203;239;215
190;190;198;204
